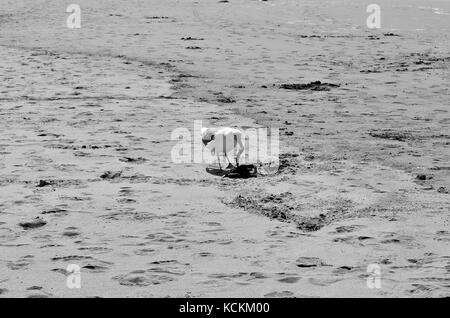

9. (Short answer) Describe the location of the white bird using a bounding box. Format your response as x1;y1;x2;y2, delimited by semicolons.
201;127;245;170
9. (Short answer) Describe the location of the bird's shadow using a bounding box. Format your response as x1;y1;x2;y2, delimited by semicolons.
205;164;258;179
205;166;230;177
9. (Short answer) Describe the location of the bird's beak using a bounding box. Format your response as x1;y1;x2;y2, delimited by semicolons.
202;139;210;146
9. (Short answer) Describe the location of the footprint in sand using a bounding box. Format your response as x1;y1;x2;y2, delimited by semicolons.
113;270;175;287
26;294;49;298
18;217;47;230
333;224;366;233
114;259;189;286
196;252;214;258
7;255;34;270
296;257;329;268
25;286;53;298
434;230;450;242
41;208;69;216
277;276;301;284
332;265;361;275
51;255;93;262
62;227;81;238
82;262;111;273
408;284;438;296
264;291;295;298
380;233;422;247
51;256;112;275
77;246;112;254
332;235;376;244
308;277;342;286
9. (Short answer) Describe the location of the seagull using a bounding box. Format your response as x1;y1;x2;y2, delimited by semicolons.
201;127;244;170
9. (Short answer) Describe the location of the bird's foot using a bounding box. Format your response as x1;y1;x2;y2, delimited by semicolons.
226;163;235;170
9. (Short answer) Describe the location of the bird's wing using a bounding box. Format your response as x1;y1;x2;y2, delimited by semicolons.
205;139;216;152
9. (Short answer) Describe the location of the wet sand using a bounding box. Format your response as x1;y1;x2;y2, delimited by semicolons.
0;0;449;297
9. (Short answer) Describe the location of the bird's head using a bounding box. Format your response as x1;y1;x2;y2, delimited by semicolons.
201;127;215;146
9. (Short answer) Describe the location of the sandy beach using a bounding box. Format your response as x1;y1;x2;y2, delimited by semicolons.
0;0;449;297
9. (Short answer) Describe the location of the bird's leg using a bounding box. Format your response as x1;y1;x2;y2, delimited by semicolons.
235;135;244;167
217;155;222;170
234;152;242;167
